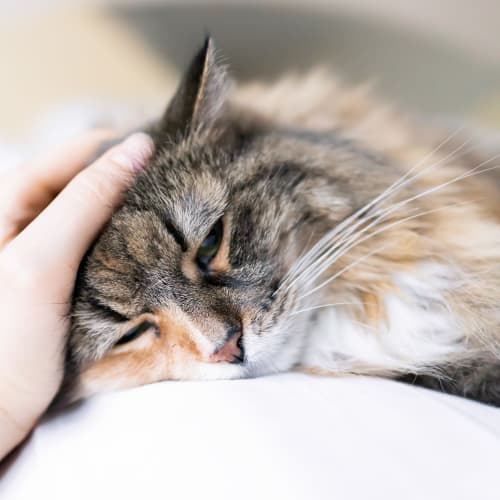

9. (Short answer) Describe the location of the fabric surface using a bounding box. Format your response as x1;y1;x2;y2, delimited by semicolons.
1;373;499;500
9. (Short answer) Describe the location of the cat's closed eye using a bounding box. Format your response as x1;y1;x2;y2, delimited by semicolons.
115;321;155;346
196;218;223;271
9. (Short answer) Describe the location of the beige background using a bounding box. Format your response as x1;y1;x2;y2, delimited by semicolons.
4;0;500;64
1;1;499;141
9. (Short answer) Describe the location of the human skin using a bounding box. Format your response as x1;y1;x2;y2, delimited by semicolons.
0;131;154;461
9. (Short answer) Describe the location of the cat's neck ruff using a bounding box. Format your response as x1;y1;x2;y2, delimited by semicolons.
301;262;467;376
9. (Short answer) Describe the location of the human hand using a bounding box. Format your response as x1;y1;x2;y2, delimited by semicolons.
0;131;154;460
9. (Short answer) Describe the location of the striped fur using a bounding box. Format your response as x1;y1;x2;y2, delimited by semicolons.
56;38;500;407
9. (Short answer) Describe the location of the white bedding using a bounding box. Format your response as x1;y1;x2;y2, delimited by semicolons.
1;373;499;500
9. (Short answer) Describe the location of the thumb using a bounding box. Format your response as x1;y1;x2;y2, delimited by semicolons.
6;133;154;280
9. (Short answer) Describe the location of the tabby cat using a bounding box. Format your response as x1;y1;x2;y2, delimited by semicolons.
58;38;500;406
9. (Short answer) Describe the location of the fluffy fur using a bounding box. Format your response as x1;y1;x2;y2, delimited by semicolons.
56;38;500;406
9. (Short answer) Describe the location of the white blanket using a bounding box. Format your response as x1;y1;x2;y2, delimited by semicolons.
1;373;499;500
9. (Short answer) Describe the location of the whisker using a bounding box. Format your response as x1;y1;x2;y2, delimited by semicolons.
280;135;471;291
293;208;420;288
290;301;363;316
298;200;476;300
288;156;499;296
299;243;391;300
377;137;471;205
376;158;500;219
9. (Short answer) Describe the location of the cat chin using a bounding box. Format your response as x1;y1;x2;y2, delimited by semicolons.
241;324;311;377
62;362;244;404
69;345;303;404
170;361;246;381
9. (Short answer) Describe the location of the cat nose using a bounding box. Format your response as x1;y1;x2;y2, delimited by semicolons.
209;326;244;364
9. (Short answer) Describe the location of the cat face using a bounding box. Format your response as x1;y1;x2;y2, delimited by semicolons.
67;137;311;398
58;39;323;402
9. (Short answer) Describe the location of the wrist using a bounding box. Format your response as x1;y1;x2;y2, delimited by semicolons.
0;403;35;461
0;376;59;460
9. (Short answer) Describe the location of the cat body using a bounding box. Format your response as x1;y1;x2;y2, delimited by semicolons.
60;38;500;406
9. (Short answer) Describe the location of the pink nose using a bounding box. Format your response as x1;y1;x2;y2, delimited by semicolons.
209;329;244;364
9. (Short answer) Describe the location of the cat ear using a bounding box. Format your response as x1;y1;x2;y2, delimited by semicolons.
160;36;231;136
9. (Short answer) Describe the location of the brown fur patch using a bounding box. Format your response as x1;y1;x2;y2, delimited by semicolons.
210;213;232;273
156;308;202;359
78;307;207;398
359;291;389;330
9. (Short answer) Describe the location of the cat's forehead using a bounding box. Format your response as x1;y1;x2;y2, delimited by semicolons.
127;144;231;238
127;132;350;244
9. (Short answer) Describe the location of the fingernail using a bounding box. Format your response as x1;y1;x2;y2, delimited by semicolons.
110;133;155;172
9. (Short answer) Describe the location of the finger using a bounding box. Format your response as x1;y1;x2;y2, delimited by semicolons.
3;133;154;292
0;129;118;247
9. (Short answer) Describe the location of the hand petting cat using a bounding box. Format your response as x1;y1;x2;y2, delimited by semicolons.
0;131;154;461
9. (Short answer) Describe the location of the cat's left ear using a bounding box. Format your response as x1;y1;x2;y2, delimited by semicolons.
160;36;231;136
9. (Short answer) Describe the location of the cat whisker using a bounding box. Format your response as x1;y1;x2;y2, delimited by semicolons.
280;133;471;291
290;301;363;316
297;186;448;291
282;204;418;294
289;129;467;273
375;155;500;219
289;207;418;289
298;200;477;300
299;243;391;300
285;152;500;297
308;196;478;290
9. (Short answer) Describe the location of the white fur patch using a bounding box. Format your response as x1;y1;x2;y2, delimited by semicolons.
300;263;466;375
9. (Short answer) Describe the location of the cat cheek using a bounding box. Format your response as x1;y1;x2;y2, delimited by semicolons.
76;345;170;400
73;314;206;399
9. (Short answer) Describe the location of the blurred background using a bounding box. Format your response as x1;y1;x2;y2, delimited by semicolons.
1;0;500;163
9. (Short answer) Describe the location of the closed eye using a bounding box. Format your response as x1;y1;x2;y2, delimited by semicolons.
115;321;155;346
204;273;246;288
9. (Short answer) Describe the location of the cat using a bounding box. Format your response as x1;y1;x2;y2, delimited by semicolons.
56;37;500;407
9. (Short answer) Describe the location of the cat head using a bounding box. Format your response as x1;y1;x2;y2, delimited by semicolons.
59;37;365;403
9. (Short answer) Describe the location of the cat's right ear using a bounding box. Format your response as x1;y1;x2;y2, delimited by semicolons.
159;36;231;137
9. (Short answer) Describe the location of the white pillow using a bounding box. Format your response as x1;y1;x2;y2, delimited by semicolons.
1;373;499;500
